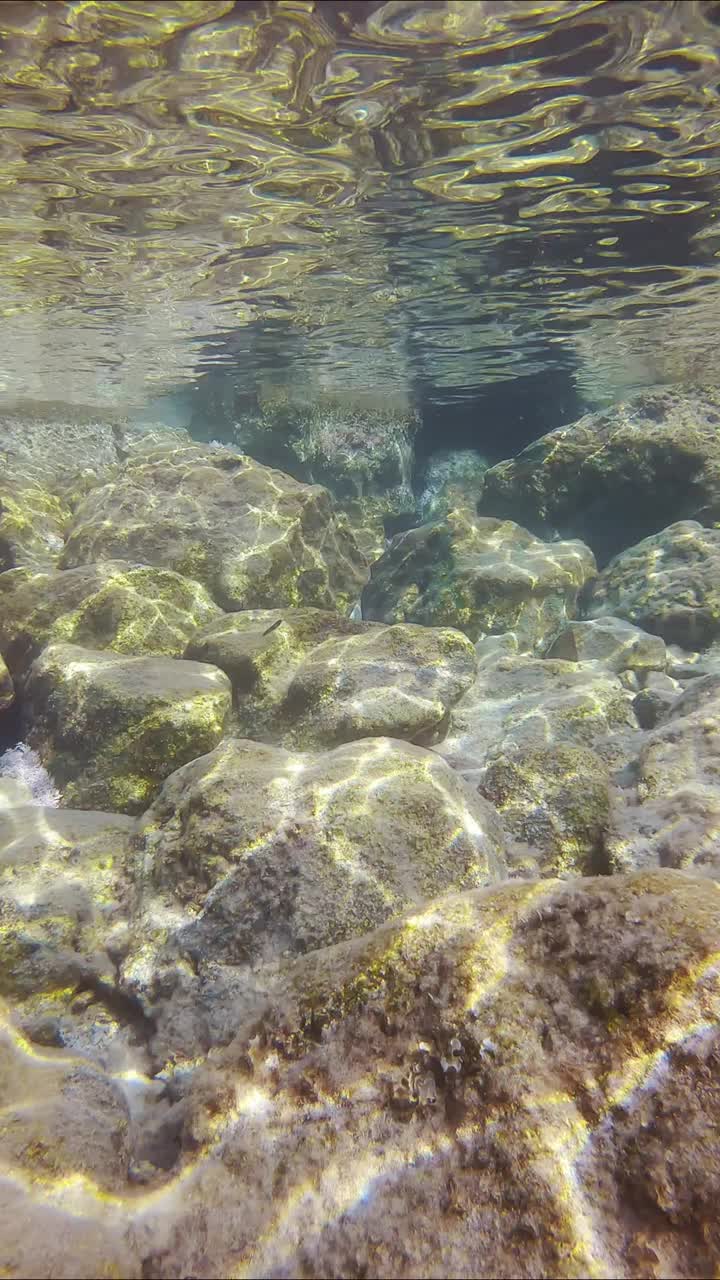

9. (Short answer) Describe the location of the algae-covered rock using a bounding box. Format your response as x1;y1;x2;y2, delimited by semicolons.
545;615;667;674
362;512;596;649
60;443;367;614
123;736;507;1028
606;675;720;875
417;448;488;521
0;806;137;1053
587;521;720;649
0;653;13;712
480;386;720;564
186;608;476;749
480;743;611;877
25;643;231;814
0;471;70;572
128;871;720;1280
0;561;221;682
437;645;638;787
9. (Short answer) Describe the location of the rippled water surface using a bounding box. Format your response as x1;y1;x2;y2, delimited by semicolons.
3;0;720;409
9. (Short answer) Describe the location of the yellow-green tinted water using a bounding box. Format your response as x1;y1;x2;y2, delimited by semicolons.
2;0;720;409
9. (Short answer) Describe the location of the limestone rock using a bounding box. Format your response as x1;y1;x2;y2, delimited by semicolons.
480;743;611;878
60;443;367;614
124;872;720;1280
606;675;720;875
0;806;137;1055
545;615;667;674
0;471;70;572
0;561;221;682
362;512;596;649
26;643;231;814
123;736;507;1049
417;448;488;521
186;608;476;749
588;521;720;649
480;386;720;564
437;644;638;788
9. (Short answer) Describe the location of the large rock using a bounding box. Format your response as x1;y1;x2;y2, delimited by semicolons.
0;561;221;682
362;512;596;649
437;640;637;786
545;615;667;674
607;674;720;876
417;448;488;521
480;386;720;565
186;607;476;749
26;643;231;813
123;735;507;1051
0;469;70;573
587;521;720;649
0;806;138;1057
60;443;367;614
23;870;713;1280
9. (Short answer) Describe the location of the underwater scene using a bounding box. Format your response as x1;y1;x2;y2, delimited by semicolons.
3;1;720;1277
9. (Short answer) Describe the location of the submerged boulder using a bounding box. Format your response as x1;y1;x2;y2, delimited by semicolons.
0;561;221;681
103;872;720;1280
60;443;367;614
480;386;720;564
545;615;667;674
607;674;720;877
25;643;231;814
186;607;476;749
0;470;69;573
362;512;595;650
587;521;720;649
0;806;136;1054
122;735;507;1050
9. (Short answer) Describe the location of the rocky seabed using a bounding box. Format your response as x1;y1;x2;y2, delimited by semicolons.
1;391;720;1278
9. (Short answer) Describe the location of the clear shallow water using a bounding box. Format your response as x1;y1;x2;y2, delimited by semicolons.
2;0;720;418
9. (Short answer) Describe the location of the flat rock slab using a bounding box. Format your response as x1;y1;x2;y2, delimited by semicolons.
26;642;231;814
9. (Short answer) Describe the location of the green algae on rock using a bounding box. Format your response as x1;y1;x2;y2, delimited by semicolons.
186;607;477;749
480;742;611;878
0;806;136;1053
587;521;720;650
480;386;720;565
25;643;231;814
0;472;70;573
99;872;720;1280
545;615;668;675
362;512;595;649
0;561;221;682
59;443;368;614
121;735;507;1044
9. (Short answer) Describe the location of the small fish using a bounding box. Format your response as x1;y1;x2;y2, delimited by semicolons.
262;618;283;636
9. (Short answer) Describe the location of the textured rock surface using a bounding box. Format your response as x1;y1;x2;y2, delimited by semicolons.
3;872;717;1280
480;386;720;564
587;521;720;649
480;742;611;878
0;807;137;1055
26;643;231;813
607;674;720;876
546;615;667;674
60;443;367;614
0;561;221;682
437;641;638;788
122;736;507;1054
0;470;70;573
187;608;476;749
0;653;13;712
363;512;596;649
417;448;488;521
